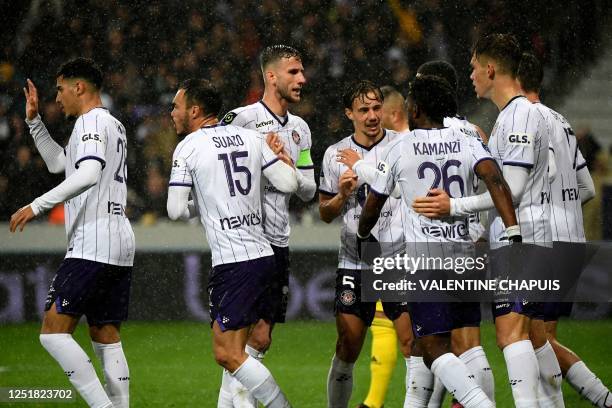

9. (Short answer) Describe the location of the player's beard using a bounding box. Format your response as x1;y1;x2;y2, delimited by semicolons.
279;85;300;104
176;115;190;138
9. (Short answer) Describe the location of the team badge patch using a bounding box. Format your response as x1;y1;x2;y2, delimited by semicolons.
222;112;236;124
292;130;301;144
340;289;356;306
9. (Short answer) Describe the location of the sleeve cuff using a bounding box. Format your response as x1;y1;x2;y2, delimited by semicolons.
30;199;42;216
25;114;42;126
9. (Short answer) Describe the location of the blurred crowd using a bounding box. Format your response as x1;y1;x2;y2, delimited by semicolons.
0;0;609;233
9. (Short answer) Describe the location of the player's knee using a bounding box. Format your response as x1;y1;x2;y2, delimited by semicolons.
397;335;414;358
248;332;271;353
336;335;362;363
40;333;70;354
213;347;243;371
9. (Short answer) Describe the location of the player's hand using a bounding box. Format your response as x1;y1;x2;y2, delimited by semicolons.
266;132;284;154
9;205;37;233
336;148;361;169
23;79;40;121
277;149;294;167
338;169;358;198
412;188;451;218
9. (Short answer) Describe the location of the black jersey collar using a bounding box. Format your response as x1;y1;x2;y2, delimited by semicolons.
351;129;387;151
259;100;289;127
501;95;526;112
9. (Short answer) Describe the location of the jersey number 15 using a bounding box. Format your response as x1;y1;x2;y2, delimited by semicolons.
218;151;252;196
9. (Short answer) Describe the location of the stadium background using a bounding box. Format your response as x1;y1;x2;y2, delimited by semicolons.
1;0;612;406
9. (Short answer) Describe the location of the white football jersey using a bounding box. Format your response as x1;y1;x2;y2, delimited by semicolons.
444;115;486;242
534;102;587;242
320;130;405;270
63;107;135;266
372;127;493;248
169;123;277;267
487;96;552;243
221;101;313;247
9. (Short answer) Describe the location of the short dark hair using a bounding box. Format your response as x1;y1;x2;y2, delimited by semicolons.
259;45;302;71
180;79;222;118
56;58;103;90
342;80;383;110
416;60;458;94
407;75;457;122
517;52;543;93
471;33;522;77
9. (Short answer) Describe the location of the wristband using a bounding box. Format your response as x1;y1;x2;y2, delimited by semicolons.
505;225;521;239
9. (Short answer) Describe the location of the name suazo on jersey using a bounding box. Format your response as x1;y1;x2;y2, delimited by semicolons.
319;130;404;270
62;107;134;266
534;103;587;242
487;96;551;243
169;124;282;267
222;101;314;247
371;127;493;246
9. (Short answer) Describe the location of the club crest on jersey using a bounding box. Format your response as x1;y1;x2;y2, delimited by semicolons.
508;133;533;146
292;130;301;144
222;112;236;124
340;289;356;306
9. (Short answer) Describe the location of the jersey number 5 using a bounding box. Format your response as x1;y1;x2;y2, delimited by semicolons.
218;151;252;196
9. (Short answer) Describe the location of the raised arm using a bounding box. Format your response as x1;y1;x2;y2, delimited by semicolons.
24;79;66;173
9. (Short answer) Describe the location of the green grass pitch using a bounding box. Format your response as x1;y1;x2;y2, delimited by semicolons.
1;320;611;407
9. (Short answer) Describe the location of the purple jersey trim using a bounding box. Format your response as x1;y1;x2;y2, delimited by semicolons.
169;182;193;187
503;161;533;169
261;157;280;170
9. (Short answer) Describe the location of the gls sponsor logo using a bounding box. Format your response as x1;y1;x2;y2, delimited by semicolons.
256;120;274;129
219;211;262;230
81;133;102;142
508;133;533;145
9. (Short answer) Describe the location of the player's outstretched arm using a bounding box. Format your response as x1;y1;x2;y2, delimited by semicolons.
295;168;316;201
263;160;298;193
576;166;595;204
475;159;519;233
413;164;528;218
9;159;101;232
319;169;356;223
167;186;198;221
24;79;66;174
